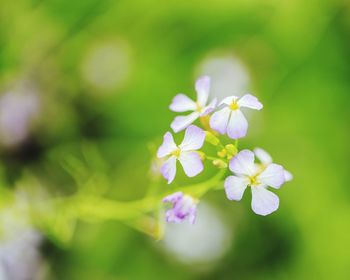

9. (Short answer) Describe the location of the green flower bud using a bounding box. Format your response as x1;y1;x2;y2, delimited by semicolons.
205;131;220;146
212;159;228;169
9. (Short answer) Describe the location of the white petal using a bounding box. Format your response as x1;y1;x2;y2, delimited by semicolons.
170;112;200;133
258;163;285;189
195;76;210;106
227;109;248;139
237;94;263;110
179;151;203;177
200;98;217;116
157;132;177;158
224;175;248;201
209;107;231;134
160;156;177;184
179;125;205;151
229;149;256;176
219;96;238;106
253;147;273;164
251;186;279;216
284;169;293;182
169;94;196;112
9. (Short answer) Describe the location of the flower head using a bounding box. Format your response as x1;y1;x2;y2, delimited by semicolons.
224;149;286;216
163;192;197;224
157;125;205;184
170;76;217;133
209;94;262;139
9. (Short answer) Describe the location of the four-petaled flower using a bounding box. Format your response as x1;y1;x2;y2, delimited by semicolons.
224;149;286;216
157;125;205;184
170;76;217;133
163;192;197;224
209;94;263;139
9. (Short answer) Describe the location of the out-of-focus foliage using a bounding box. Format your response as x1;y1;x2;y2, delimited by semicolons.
0;0;349;279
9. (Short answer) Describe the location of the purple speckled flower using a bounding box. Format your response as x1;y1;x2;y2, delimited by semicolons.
163;192;197;224
209;94;262;139
224;149;286;216
170;76;217;133
157;125;205;184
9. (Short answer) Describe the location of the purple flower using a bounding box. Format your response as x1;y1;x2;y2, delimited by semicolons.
163;192;197;224
224;149;286;216
170;76;217;133
157;125;205;184
254;148;293;182
209;94;263;139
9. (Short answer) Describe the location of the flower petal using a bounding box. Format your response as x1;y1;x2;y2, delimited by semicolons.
163;191;183;203
258;163;285;188
200;98;217;116
238;94;263;110
224;175;248;201
209;107;231;134
170;112;200;133
195;76;210;106
284;169;293;182
227;109;248;139
253;147;273;164
157;132;177;158
169;94;196;112
229;149;256;176
179;125;205;151
251;186;279;216
160;156;177;184
179;151;203;177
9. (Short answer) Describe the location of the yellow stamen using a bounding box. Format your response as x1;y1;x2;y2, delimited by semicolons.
229;101;239;111
195;102;202;112
171;148;181;158
249;175;260;187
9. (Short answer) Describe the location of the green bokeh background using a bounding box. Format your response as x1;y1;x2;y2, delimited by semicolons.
1;0;349;279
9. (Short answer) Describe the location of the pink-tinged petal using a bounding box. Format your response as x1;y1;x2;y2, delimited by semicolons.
238;94;263;110
253;147;273;165
195;76;210;106
227;109;248;139
157;132;177;158
179;125;205;151
229;149;256;176
170;112;200;133
209;107;231;134
284;169;293;182
251;186;279;216
169;94;196;112
188;205;197;224
258;163;285;189
200;98;217;116
160;156;177;184
219;96;238;106
179;151;203;177
163;191;183;203
224;175;249;201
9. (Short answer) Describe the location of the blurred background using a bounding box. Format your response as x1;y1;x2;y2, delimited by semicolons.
0;0;349;279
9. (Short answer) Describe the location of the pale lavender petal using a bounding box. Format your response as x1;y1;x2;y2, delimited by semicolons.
253;147;273;164
157;132;177;158
188;205;197;224
170;112;200;133
169;94;196;112
179;125;205;151
224;175;249;201
229;149;256;176
179;151;203;177
238;94;263;110
258;163;285;189
195;76;210;106
209;107;231;134
227;109;248;139
251;186;279;216
163;191;183;203
219;96;237;106
284;169;293;182
200;98;217;116
160;156;177;184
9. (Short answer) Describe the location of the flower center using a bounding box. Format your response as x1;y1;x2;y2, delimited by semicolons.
171;148;181;158
195;102;202;112
229;101;239;111
248;175;260;187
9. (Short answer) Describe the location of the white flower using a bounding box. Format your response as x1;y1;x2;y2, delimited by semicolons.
170;76;217;133
209;94;263;139
157;125;205;184
224;149;286;216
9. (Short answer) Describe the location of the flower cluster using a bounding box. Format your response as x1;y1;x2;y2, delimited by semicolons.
157;76;292;223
